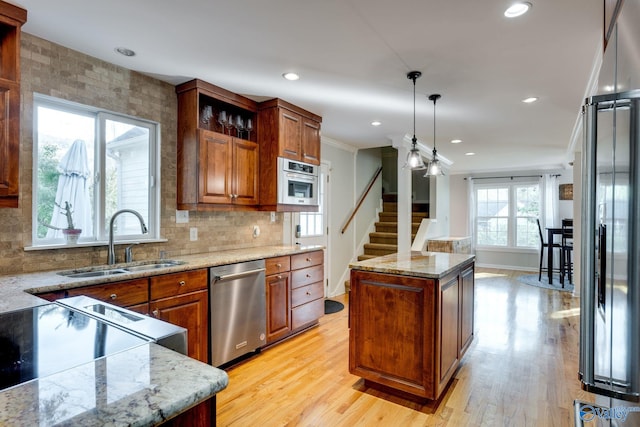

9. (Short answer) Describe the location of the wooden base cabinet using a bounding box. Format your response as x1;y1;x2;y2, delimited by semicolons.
349;261;474;401
265;250;324;345
150;269;209;363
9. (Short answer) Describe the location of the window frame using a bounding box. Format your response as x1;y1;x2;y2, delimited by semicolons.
30;94;162;249
474;181;541;250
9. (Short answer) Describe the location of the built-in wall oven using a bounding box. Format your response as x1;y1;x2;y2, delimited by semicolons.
277;157;319;206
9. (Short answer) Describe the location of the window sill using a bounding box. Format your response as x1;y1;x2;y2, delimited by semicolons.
24;238;168;251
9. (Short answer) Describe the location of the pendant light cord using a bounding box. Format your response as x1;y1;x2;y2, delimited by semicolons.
428;94;441;155
407;71;422;147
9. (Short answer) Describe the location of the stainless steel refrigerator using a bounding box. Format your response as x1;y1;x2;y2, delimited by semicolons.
580;89;640;402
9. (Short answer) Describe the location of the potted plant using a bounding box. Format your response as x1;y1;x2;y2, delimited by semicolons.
41;201;82;244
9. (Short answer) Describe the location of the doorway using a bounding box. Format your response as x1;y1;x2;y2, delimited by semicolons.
290;162;330;297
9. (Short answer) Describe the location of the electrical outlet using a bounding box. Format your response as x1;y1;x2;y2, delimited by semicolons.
253;225;260;238
176;210;189;223
270;212;276;223
190;227;198;241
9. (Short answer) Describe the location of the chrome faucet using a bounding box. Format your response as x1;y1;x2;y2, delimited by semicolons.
108;209;148;265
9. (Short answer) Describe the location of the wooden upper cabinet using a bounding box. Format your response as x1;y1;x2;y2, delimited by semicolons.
176;79;259;211
0;2;26;208
258;98;322;166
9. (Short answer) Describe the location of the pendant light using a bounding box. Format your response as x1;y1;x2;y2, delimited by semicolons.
404;71;426;170
425;93;444;176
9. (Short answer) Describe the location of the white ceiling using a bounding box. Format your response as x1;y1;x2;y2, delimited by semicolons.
15;0;602;174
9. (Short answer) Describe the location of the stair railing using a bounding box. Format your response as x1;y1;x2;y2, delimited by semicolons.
341;166;383;234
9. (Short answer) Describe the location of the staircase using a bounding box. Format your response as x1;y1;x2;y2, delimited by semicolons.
357;194;429;261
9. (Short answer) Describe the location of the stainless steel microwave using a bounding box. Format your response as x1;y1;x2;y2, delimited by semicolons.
277;157;319;206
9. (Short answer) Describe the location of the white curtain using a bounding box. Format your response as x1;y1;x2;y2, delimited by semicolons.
544;174;560;229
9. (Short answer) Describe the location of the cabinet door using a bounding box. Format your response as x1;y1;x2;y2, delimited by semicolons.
301;118;321;165
232;137;259;205
266;272;291;343
278;109;302;160
439;276;459;386
66;278;149;308
459;264;474;355
0;83;19;207
151;290;209;363
198;129;233;204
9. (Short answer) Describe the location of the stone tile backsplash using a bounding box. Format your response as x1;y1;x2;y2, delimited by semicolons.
0;34;282;275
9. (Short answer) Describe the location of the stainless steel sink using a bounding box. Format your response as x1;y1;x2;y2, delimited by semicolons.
123;260;186;272
59;269;129;278
57;260;185;278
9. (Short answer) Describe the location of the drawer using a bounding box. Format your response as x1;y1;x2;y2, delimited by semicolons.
291;264;323;289
150;269;208;300
66;278;149;307
291;250;323;270
292;297;324;330
291;281;323;308
266;256;291;276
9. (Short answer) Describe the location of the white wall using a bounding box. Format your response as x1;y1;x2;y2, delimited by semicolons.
321;138;356;296
354;148;382;242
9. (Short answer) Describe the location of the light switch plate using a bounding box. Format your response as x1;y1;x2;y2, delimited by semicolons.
176;210;189;223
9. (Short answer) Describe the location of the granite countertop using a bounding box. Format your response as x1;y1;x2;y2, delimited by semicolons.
349;251;475;279
0;244;322;426
0;245;323;313
0;344;227;426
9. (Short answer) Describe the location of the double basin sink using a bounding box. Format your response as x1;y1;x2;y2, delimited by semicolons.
57;260;186;278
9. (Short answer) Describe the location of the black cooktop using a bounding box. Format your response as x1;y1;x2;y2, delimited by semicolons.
0;303;148;391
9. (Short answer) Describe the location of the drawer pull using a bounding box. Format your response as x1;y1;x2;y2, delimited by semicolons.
306;291;311;295
110;293;117;299
306;274;311;278
277;275;283;280
306;257;311;262
276;263;282;268
179;280;186;286
152;309;159;317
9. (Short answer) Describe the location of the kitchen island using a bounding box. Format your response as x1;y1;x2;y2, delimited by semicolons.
349;251;475;401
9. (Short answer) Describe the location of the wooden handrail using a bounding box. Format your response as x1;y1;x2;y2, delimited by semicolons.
341;166;383;234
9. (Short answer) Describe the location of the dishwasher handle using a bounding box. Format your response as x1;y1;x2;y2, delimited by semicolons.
212;267;265;282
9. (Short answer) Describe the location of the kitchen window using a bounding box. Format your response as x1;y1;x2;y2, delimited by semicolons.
475;182;540;248
31;94;160;247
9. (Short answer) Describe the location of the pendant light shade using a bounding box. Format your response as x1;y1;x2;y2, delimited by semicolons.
404;71;425;170
425;93;445;176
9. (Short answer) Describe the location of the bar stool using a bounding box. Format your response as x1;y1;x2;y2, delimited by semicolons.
561;219;573;285
536;219;562;282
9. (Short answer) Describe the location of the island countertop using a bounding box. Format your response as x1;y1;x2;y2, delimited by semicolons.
349;251;475;279
0;343;228;426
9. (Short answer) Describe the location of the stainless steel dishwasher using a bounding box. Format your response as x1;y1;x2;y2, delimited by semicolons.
210;259;266;367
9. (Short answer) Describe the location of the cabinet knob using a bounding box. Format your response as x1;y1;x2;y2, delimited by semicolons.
306;274;311;278
152;309;159;317
179;280;186;286
110;293;117;299
306;291;311;296
277;275;283;280
306;258;311;262
276;263;282;268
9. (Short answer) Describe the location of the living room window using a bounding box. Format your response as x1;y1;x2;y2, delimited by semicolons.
32;94;160;247
475;182;540;248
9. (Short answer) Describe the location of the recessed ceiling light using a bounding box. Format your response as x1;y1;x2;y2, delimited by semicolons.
371;121;382;126
282;72;300;81
115;47;135;57
465;152;476;156
451;139;462;144
522;97;538;103
504;2;531;18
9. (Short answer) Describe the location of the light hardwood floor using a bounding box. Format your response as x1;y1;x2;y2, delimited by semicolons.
215;269;616;426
